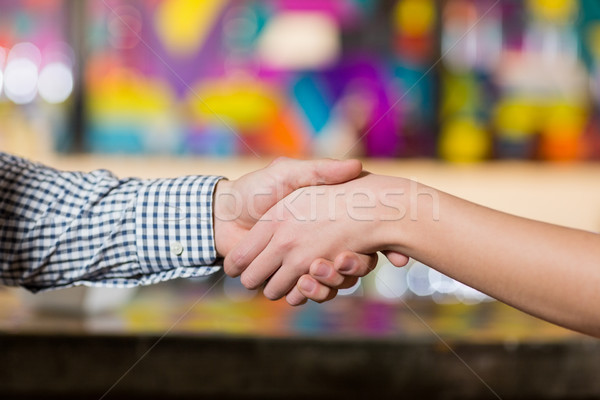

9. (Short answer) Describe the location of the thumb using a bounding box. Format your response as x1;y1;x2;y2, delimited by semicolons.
382;250;410;268
280;158;363;189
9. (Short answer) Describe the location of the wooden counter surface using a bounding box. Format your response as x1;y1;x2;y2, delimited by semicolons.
0;282;598;400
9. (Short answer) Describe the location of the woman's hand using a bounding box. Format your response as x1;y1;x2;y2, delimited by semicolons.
224;173;410;301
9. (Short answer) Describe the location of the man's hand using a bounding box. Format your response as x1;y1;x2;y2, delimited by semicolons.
213;157;362;257
224;173;411;303
290;251;409;304
214;157;382;305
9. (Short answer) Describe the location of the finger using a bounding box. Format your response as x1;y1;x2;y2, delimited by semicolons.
264;256;343;300
308;259;345;287
224;218;275;277
308;260;360;289
334;251;378;277
296;275;338;303
382;250;410;267
285;286;308;306
277;158;363;189
262;258;305;300
239;238;284;290
338;275;359;289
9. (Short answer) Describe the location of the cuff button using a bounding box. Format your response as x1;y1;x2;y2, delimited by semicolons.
170;241;184;256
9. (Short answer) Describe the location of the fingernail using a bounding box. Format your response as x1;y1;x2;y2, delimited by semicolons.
299;278;316;293
338;258;355;273
313;262;329;278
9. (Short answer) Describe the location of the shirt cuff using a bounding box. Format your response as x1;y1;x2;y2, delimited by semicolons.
135;175;225;275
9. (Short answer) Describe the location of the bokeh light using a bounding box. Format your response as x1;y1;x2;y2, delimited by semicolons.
4;42;41;104
375;261;409;299
406;262;436;297
38;62;74;104
258;12;340;70
428;268;459;294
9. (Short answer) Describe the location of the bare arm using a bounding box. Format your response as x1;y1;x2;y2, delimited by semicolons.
393;181;600;336
226;173;600;337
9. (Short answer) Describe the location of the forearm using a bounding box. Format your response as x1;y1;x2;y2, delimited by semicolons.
0;153;222;291
389;178;600;336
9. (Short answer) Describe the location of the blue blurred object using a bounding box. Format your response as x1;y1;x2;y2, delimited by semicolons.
292;74;333;135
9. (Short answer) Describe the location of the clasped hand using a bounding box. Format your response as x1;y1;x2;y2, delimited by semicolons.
214;157;408;305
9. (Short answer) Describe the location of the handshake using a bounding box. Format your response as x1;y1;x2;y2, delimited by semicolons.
213;157;432;305
213;157;600;337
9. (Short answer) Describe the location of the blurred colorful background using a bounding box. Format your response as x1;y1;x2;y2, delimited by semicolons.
2;6;599;397
3;0;600;161
3;0;600;310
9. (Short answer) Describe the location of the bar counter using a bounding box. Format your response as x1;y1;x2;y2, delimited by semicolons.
1;278;598;400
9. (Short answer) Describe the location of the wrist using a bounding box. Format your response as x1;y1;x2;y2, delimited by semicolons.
213;178;234;257
372;176;414;254
382;177;440;256
342;174;410;253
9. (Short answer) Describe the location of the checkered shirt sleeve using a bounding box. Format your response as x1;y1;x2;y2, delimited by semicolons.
0;152;224;292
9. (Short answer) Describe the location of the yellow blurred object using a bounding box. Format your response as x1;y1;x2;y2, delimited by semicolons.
393;0;436;36
439;117;490;162
155;0;227;57
494;99;539;138
440;73;480;120
88;69;175;117
188;78;280;130
527;0;578;24
541;102;586;139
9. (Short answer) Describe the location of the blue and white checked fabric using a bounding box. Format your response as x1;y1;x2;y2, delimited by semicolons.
0;152;223;292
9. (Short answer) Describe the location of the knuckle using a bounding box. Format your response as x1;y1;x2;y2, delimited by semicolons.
274;233;296;251
223;262;238;278
223;265;235;277
270;156;289;167
309;260;327;279
312;291;329;303
330;273;345;287
226;253;245;276
310;165;324;184
240;273;260;290
229;249;245;267
263;287;282;301
291;260;308;275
